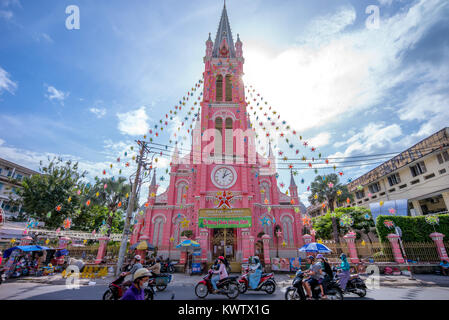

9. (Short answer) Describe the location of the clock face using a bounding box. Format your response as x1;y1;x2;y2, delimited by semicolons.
211;166;237;189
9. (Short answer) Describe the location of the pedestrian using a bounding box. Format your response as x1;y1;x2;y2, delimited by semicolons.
120;268;151;300
440;258;449;276
337;253;351;292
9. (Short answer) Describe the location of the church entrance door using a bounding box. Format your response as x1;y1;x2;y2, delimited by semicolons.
211;228;236;261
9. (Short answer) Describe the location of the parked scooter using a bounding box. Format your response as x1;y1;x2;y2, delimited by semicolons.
194;269;240;299
238;267;276;294
160;260;176;274
285;269;343;300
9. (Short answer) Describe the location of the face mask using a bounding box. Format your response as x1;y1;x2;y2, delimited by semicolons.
142;282;148;288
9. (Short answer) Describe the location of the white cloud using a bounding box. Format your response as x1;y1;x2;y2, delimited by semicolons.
243;0;447;133
397;63;449;137
45;84;69;105
89;107;107;118
34;33;53;43
0;9;12;19
116;106;150;136
0;66;17;94
309;132;331;148
332;122;403;157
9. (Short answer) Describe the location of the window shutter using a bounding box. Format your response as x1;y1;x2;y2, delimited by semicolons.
443;151;449;162
420;161;427;173
396;173;401;183
410;166;416;177
437;154;444;164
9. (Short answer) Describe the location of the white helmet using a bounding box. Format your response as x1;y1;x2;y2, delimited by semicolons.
133;268;151;281
134;255;141;261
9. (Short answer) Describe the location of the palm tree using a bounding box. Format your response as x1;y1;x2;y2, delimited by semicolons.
88;176;132;237
308;173;354;245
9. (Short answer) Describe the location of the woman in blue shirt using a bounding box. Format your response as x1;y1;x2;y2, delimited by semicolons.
337;253;351;291
121;268;151;300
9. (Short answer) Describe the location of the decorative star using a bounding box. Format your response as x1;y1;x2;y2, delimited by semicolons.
216;190;234;209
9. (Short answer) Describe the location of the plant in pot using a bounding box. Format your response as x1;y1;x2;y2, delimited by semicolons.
181;230;194;239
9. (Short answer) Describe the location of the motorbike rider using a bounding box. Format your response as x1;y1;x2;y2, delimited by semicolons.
337;253;351;292
316;254;333;299
303;255;324;299
148;257;161;277
211;256;228;294
121;255;143;286
248;256;262;289
120;268;151;300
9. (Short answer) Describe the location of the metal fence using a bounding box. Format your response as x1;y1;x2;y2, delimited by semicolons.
402;242;441;262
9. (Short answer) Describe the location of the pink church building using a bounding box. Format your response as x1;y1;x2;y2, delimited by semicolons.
130;4;307;264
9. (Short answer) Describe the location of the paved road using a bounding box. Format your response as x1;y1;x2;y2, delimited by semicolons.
1;281;449;300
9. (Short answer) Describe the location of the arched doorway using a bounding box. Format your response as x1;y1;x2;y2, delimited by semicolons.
211;228;236;261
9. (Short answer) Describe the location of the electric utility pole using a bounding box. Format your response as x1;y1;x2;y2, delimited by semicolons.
116;140;153;275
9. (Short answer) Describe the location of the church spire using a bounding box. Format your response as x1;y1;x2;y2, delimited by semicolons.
150;169;157;187
289;169;297;187
212;1;236;58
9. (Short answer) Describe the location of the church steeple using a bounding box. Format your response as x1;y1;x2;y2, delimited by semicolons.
212;2;236;58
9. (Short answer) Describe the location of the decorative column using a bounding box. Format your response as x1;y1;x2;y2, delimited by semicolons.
95;236;110;264
303;234;312;244
179;236;188;264
249;235;255;258
310;229;316;243
241;228;250;263
344;232;360;263
262;234;271;265
20;236;33;246
387;234;405;264
430;232;448;261
197;228;209;262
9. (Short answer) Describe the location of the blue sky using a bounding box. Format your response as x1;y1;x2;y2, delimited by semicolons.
0;0;448;206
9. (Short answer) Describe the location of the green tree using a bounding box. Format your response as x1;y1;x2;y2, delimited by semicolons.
71;205;124;234
15;157;87;229
312;207;375;242
86;176;132;237
308;173;354;244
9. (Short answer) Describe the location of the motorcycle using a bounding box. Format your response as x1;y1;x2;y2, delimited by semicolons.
238;267;276;294
285;270;343;300
194;269;240;299
102;274;155;300
160;261;176;274
334;270;367;297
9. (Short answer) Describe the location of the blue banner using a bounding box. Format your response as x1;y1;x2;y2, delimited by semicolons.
369;199;408;224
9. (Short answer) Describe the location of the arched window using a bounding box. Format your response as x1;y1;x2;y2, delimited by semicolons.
262;215;274;245
216;75;223;102
176;182;188;205
260;182;270;203
152;217;165;247
214;118;223;161
172;216;185;247
225;74;232;101
281;216;294;246
225;117;233;159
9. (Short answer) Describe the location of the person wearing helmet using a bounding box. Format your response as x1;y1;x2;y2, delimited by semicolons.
248;256;262;289
210;256;228;293
148;257;161;276
120;268;151;300
122;255;143;282
337;253;351;292
303;255;324;299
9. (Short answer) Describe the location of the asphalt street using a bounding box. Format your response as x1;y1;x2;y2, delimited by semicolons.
1;281;449;300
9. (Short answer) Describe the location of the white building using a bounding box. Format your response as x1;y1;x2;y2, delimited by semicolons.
347;127;449;216
0;157;39;221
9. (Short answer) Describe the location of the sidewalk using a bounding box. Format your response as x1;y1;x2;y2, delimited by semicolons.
10;272;449;288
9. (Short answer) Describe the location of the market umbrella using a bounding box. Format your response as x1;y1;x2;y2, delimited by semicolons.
298;242;332;253
3;245;51;259
176;239;201;270
175;239;200;252
129;240;154;251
